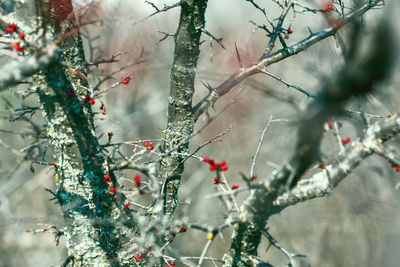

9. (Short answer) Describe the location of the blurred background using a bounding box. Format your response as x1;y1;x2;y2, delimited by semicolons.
0;0;400;266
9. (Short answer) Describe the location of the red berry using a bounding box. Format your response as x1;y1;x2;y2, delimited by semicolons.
134;254;142;261
284;34;288;39
170;262;176;266
135;174;141;185
88;98;95;105
101;109;106;115
104;174;111;182
287;28;293;34
232;185;239;190
203;156;210;163
16;44;22;51
251;174;257;180
341;137;350;144
392;164;397;168
121;77;131;84
124;202;130;208
322;4;334;13
143;141;149;146
396;167;400;173
221;165;228;171
147;144;153;150
221;160;226;166
67;87;74;97
85;94;90;100
209;165;216;171
110;187;116;193
11;23;17;30
214;163;220;169
5;27;13;33
19;32;25;39
327;119;333;129
107;253;112;257
179;226;187;232
213;177;219;184
208;158;215;165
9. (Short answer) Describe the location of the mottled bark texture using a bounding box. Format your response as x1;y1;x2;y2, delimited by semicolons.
161;0;208;216
223;15;395;267
12;1;137;266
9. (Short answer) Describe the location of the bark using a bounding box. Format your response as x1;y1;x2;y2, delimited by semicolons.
161;0;208;217
11;1;137;266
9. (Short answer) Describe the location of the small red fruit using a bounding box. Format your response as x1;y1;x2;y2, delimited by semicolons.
101;109;106;115
67;87;74;97
396;167;400;173
134;253;142;261
11;23;17;30
284;34;289;39
135;174;141;185
327;119;333;129
209;165;216;171
170;262;176;266
392;164;396;168
203;156;210;163
143;141;149;146
322;4;334;13
341;137;350;144
104;174;111;182
232;185;239;190
221;165;228;171
121;77;131;84
85;94;90;100
208;158;215;165
147;144;154;150
110;187;116;193
124;202;130;208
5;27;13;33
287;28;293;34
88;98;95;105
251;174;257;180
221;160;226;166
213;177;219;184
19;32;25;39
179;226;187;232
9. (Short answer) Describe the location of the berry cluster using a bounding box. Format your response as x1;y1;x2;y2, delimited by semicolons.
341;137;351;144
143;140;153;150
99;104;106;115
4;23;26;53
392;164;400;173
284;27;293;39
85;94;95;105
203;157;228;171
5;23;18;33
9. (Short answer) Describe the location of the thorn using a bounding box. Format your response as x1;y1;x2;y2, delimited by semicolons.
235;42;243;68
